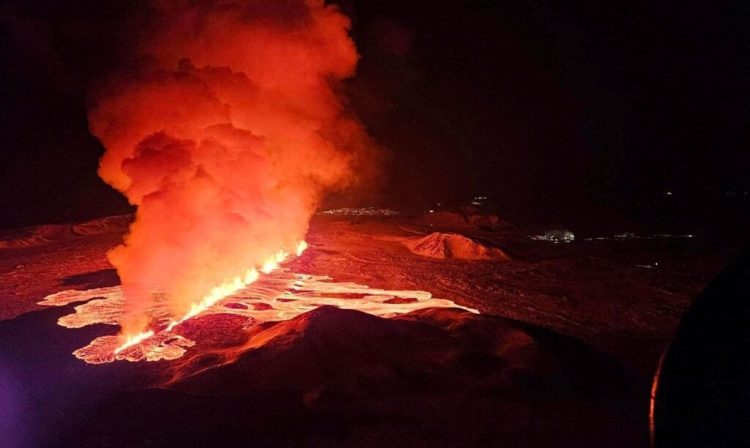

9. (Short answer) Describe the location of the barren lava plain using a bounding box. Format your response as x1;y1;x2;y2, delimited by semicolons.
0;212;729;447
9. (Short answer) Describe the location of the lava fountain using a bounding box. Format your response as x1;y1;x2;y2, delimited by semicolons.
114;241;307;354
87;0;379;351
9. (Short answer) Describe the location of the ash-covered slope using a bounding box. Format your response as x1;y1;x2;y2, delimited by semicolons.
168;306;629;402
0;215;131;249
169;306;459;394
69;306;643;447
404;232;511;260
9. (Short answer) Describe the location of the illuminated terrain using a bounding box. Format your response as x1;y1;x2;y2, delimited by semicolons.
39;267;477;364
0;213;726;447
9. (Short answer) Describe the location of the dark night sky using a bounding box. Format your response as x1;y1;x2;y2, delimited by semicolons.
1;0;748;229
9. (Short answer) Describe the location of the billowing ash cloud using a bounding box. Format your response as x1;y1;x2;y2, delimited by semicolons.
88;0;378;333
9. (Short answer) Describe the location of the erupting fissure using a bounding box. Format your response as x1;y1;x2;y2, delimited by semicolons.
113;330;155;354
114;241;308;354
88;0;379;351
41;266;478;364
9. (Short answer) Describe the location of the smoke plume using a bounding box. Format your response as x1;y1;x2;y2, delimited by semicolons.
88;0;377;334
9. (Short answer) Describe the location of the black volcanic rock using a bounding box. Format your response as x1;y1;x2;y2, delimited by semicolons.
168;306;632;406
170;306;460;394
65;305;643;447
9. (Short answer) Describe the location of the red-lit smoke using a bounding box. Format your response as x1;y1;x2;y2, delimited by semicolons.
88;0;377;334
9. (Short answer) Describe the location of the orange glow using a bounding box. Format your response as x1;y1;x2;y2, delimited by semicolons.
261;250;289;274
113;330;155;354
87;1;380;341
115;241;306;353
41;267;479;364
296;240;308;257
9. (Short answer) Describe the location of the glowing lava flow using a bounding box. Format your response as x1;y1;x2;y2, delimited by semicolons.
295;240;308;257
113;330;155;354
114;241;308;353
41;262;480;364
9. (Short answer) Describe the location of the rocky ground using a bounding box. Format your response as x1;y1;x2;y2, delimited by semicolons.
0;211;731;447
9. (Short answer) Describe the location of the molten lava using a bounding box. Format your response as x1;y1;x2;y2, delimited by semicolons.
39;242;478;365
115;241;308;353
113;330;155;354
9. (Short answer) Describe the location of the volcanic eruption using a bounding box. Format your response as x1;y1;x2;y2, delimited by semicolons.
87;0;379;349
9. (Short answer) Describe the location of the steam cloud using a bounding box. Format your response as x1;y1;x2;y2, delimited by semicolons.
88;0;378;334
